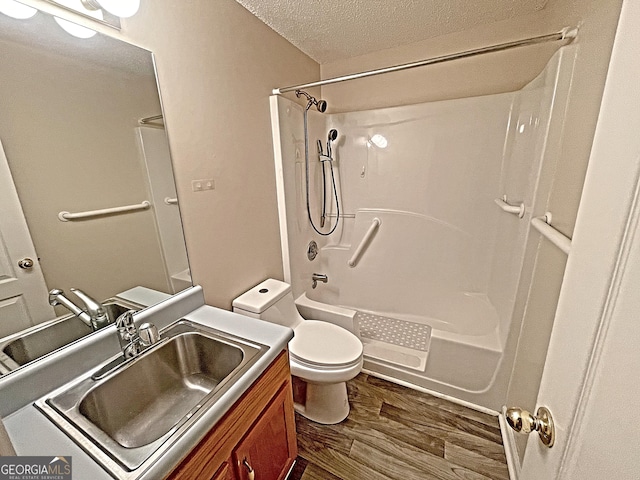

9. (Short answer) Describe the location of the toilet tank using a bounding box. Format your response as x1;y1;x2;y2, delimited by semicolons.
232;279;303;328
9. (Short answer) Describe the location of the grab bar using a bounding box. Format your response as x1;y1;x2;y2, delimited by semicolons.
348;217;381;267
325;212;355;219
494;195;525;218
531;213;571;255
58;201;151;222
164;197;178;205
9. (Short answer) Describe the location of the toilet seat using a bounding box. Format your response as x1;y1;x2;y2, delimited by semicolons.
289;320;363;370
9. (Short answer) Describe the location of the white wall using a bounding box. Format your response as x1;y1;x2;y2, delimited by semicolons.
322;95;513;313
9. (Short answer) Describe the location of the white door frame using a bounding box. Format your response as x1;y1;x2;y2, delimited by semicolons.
521;1;640;477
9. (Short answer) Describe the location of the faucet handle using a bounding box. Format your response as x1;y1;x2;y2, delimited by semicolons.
116;310;136;336
139;323;159;347
48;288;64;306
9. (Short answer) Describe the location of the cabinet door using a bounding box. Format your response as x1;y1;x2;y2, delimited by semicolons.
212;461;235;480
233;386;297;480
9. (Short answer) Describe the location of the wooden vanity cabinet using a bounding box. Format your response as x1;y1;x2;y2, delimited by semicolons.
167;350;298;480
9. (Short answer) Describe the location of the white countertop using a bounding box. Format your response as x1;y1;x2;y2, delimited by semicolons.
0;286;294;479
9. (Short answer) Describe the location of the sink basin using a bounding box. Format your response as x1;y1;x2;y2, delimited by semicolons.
37;320;266;474
80;331;244;448
1;299;140;368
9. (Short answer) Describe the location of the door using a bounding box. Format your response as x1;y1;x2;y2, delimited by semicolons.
521;2;640;478
0;138;55;338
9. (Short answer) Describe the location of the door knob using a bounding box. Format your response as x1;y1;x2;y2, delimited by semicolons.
18;258;34;269
506;406;555;447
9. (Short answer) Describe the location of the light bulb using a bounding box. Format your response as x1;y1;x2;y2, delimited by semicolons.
0;0;38;19
53;0;102;39
85;0;140;18
54;16;97;38
370;134;388;149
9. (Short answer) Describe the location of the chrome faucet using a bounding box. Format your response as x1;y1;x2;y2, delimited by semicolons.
48;288;109;331
312;273;328;289
116;310;159;359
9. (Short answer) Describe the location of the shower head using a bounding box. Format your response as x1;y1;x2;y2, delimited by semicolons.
326;129;339;158
295;89;328;113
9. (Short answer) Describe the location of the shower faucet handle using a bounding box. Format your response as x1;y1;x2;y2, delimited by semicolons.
312;273;328;289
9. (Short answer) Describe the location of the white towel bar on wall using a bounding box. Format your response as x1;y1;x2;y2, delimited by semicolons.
164;197;178;205
58;201;151;222
494;195;525;218
325;212;355;219
348;217;381;267
531;213;571;254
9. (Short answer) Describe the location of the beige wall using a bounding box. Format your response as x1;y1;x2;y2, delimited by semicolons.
117;0;320;308
0;37;171;304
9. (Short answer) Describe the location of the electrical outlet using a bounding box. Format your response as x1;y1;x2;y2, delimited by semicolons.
192;179;214;192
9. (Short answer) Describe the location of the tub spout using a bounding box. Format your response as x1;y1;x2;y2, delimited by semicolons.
312;273;328;289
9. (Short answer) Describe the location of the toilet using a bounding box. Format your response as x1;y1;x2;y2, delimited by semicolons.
232;278;363;424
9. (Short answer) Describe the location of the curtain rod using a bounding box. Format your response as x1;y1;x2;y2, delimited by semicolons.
273;27;578;95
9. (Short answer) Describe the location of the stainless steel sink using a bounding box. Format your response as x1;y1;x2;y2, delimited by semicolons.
0;299;140;369
37;320;266;474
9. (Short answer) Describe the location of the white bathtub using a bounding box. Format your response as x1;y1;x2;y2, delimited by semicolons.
296;288;503;395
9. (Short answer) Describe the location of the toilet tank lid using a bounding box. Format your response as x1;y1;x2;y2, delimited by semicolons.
232;278;291;314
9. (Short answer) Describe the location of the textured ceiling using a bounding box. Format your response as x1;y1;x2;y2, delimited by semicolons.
235;0;548;64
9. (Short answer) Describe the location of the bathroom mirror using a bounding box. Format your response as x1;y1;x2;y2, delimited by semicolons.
0;8;191;375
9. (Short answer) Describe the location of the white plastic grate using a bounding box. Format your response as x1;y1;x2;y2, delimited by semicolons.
356;312;431;352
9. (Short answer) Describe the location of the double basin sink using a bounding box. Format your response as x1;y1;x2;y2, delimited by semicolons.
37;319;266;475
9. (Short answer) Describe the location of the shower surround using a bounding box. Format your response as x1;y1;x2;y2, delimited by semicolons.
270;48;575;411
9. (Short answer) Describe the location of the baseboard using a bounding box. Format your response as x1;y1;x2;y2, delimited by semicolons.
362;368;499;416
499;406;521;480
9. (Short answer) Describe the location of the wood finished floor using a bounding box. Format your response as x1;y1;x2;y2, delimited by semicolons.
289;374;510;480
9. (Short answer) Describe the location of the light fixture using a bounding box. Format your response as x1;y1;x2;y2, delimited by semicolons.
369;134;388;149
54;16;98;38
53;0;101;38
0;0;38;19
81;0;139;18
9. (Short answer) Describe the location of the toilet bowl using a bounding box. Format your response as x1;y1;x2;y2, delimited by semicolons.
232;279;363;424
